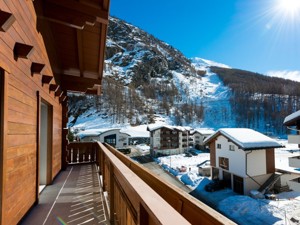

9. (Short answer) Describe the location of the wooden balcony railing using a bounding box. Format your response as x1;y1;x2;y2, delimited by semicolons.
67;141;235;225
68;142;98;164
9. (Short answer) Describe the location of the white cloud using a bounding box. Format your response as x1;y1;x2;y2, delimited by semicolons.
266;70;300;82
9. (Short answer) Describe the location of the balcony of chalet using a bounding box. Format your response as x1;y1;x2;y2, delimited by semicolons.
21;142;235;225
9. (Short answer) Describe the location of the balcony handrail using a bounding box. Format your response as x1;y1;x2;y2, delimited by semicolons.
67;141;235;224
96;142;191;225
103;143;235;225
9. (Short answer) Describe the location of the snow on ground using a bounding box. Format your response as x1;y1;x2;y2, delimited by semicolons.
191;57;231;69
155;143;300;225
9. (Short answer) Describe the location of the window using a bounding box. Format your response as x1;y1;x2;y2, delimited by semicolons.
229;145;235;151
217;143;221;149
219;157;229;170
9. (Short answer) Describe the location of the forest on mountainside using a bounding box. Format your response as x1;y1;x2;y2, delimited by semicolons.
68;76;204;126
211;67;300;96
211;67;300;135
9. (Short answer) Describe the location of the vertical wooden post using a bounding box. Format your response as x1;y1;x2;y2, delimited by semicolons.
139;204;149;225
36;91;41;204
109;162;115;225
61;101;68;170
100;145;105;176
0;68;8;225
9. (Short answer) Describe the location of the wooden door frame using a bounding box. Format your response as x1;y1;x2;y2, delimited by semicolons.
0;68;8;224
36;92;53;203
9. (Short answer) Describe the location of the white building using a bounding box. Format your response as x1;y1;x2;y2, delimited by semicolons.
148;125;192;156
204;128;282;195
191;128;215;150
78;128;130;149
283;110;300;192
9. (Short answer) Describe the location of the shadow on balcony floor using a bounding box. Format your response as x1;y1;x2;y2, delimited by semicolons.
20;164;109;225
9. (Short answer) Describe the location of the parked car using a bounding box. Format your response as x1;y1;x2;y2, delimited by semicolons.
205;179;225;192
188;150;198;156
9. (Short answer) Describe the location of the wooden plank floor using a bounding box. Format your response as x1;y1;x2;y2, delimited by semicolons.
20;164;110;225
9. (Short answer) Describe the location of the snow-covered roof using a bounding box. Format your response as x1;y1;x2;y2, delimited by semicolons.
147;125;172;132
120;125;149;137
192;128;215;135
204;128;282;150
78;128;122;138
147;125;191;132
283;110;300;126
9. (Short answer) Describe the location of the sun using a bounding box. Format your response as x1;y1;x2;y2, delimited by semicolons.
276;0;300;16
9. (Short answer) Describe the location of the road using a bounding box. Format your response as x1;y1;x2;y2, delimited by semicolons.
128;146;191;193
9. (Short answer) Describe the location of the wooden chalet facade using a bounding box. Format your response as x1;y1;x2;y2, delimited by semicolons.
0;0;109;224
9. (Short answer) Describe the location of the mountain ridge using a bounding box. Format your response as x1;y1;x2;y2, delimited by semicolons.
68;16;300;138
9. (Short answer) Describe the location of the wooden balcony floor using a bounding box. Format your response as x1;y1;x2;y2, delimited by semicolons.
21;164;110;225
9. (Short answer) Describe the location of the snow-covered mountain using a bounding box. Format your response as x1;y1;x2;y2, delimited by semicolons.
68;16;300;138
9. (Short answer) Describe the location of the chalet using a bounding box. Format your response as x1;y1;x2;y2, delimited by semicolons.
204;128;282;195
148;125;192;156
283;110;300;192
78;128;130;148
0;1;235;225
190;128;214;150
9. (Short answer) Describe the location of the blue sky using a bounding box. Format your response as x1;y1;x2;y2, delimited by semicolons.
110;0;300;79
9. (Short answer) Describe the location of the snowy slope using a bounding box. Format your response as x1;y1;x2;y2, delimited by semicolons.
69;17;295;138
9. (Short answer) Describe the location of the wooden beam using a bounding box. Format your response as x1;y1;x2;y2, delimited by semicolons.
76;30;84;76
46;0;109;25
59;95;67;103
13;42;33;60
0;10;15;32
98;23;107;79
60;74;101;92
43;2;97;29
55;89;63;97
86;85;101;95
49;84;59;92
31;62;45;76
42;75;53;85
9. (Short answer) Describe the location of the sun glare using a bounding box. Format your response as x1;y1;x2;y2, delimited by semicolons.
277;0;300;15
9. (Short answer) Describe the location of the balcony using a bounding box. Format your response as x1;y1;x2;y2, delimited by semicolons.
288;177;300;192
289;156;300;168
22;142;234;225
288;135;300;144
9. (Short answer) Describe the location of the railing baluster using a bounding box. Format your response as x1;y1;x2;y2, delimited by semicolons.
71;148;73;163
77;148;79;163
89;154;91;162
83;154;85;162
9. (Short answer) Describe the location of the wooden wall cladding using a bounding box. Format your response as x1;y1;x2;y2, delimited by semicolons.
0;1;63;224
